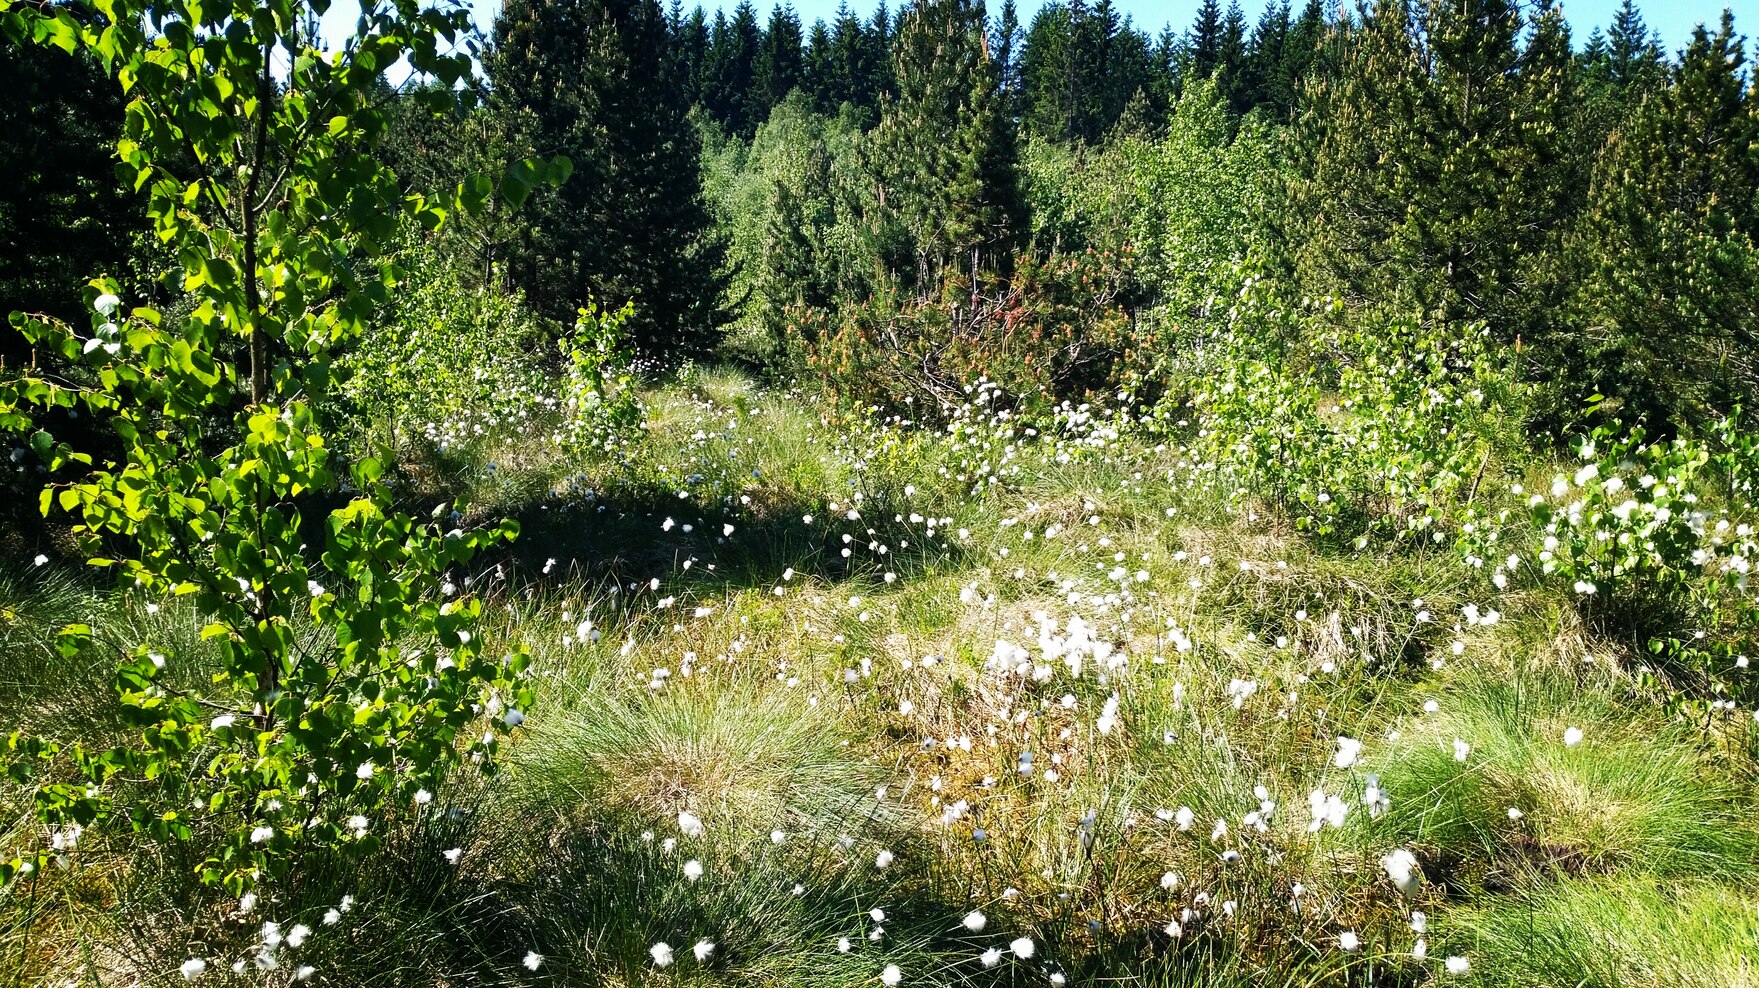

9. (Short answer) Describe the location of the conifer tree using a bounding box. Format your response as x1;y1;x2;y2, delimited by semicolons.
869;1;895;99
489;0;728;357
1562;12;1759;429
754;3;806;118
1602;0;1665;92
1291;0;1576;338
0;34;134;355
1019;3;1080;140
1188;0;1223;80
710;0;763;136
677;5;711;103
822;2;874;114
805;18;837;111
1398;0;1529;322
993;0;1022;103
1280;0;1327;107
1215;1;1249;112
1500;0;1585;351
867;0;1024;286
1243;2;1291;116
1151;25;1181;106
1287;0;1425;307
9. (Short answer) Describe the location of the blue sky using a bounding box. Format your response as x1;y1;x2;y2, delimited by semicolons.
319;0;1753;63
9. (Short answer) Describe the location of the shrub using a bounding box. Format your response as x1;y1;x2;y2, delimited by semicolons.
339;240;555;457
795;247;1142;416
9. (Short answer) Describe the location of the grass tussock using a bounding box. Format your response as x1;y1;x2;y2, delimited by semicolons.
6;370;1759;986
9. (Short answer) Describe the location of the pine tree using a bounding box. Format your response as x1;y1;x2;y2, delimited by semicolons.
1287;0;1426;308
867;0;1024;286
1563;12;1759;429
1215;1;1249;113
1398;0;1529;323
489;0;728;357
1502;0;1585;349
1291;0;1577;336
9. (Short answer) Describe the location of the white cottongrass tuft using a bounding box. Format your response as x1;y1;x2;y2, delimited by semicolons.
880;963;903;986
1010;937;1035;959
1380;848;1421;896
523;951;543;971
1333;736;1362;769
649;942;674;967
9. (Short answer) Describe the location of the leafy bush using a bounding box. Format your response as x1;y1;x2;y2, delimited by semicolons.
0;0;555;897
556;300;646;457
339;240;555;456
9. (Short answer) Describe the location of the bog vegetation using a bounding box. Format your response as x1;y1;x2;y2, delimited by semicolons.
3;0;1759;985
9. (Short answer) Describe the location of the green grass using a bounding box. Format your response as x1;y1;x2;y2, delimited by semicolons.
1366;673;1759;884
5;369;1758;986
1449;876;1759;988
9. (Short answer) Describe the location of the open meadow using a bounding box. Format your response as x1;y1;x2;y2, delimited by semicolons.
4;0;1759;983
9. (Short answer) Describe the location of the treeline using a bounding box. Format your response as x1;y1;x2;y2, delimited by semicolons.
2;0;1754;435
672;0;1335;140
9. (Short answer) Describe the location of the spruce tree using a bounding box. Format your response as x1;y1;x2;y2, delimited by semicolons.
1603;0;1665;92
677;6;711;104
1280;0;1327;107
1188;0;1223;80
1152;25;1181;106
993;0;1022;105
826;2;862;109
489;0;728;358
805;18;837;112
870;1;895;100
1215;1;1249;113
710;0;763;136
0;34;134;356
1102;18;1159;132
1019;3;1079;140
753;4;805;119
1243;2;1292;116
